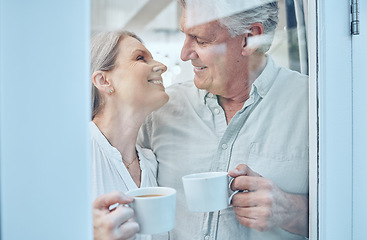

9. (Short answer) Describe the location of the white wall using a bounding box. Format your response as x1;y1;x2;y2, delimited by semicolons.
0;1;92;239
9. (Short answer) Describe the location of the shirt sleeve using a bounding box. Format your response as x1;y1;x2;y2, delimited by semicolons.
136;145;158;188
137;114;153;149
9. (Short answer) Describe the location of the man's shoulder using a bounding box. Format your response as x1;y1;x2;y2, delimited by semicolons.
272;66;309;94
265;56;308;89
165;80;202;100
278;66;308;81
151;80;203;118
166;80;196;92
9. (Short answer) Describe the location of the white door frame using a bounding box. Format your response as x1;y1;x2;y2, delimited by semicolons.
352;0;367;239
310;0;367;239
317;0;354;238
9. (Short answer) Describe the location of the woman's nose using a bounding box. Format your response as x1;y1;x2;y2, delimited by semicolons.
152;62;167;74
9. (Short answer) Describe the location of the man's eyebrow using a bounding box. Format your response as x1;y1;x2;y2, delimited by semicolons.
180;28;203;40
188;33;197;39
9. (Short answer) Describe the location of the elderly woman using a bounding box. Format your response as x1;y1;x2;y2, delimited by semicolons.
90;30;168;240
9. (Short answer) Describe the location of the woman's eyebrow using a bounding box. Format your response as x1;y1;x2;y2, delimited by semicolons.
131;49;144;55
131;48;153;58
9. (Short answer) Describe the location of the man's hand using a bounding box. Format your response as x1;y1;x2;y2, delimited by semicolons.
93;191;139;240
228;164;309;237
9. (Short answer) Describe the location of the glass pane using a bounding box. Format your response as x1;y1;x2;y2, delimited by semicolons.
90;0;309;239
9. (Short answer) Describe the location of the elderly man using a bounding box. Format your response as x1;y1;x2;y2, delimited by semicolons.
138;0;309;239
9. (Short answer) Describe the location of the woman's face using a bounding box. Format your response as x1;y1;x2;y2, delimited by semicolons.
107;36;168;113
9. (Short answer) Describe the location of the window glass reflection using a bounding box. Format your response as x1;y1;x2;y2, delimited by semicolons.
91;1;309;239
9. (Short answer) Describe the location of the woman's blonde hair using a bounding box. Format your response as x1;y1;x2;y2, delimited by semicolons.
90;30;142;119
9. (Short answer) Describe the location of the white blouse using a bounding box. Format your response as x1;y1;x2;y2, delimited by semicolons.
90;121;158;200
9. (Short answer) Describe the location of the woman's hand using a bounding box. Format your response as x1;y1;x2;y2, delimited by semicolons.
93;191;139;240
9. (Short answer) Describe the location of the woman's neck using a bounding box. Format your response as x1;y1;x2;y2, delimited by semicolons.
93;105;147;162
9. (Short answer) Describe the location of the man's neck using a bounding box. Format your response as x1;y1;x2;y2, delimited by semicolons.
218;53;267;124
218;97;248;124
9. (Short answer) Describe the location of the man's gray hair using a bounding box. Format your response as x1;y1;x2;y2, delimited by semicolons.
179;0;279;53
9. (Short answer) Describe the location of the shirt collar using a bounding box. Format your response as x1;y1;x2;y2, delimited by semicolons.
252;55;277;98
199;89;214;104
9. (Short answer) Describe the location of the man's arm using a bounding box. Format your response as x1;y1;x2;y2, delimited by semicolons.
228;164;309;237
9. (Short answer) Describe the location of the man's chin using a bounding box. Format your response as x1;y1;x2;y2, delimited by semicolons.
193;77;209;90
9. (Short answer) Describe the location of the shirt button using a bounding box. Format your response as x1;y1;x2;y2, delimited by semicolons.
204;235;210;240
222;143;228;150
213;108;220;114
208;93;214;98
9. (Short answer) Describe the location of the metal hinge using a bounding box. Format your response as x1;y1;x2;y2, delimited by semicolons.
351;0;360;35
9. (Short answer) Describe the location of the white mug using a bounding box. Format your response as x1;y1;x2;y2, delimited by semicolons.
182;172;231;212
125;187;176;234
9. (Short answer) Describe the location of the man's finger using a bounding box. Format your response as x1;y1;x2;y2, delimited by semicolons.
233;205;272;220
230;175;269;192
234;214;257;229
93;191;134;210
234;214;270;232
228;164;262;178
231;191;260;207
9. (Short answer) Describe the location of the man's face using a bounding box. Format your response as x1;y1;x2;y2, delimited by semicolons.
180;9;245;97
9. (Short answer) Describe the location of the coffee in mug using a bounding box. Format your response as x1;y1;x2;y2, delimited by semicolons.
136;194;165;198
125;187;176;234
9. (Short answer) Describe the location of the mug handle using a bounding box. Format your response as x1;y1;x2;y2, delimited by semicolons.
228;177;247;205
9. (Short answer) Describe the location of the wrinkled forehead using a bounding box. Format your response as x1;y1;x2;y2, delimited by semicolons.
183;0;274;28
118;36;149;56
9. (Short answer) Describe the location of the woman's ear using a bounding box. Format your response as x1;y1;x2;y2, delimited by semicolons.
92;71;112;94
241;22;265;56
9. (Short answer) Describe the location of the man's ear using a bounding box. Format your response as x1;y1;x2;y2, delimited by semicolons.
241;22;264;56
91;71;112;94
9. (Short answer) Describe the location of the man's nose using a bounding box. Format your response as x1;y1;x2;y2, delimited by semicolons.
180;38;198;61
